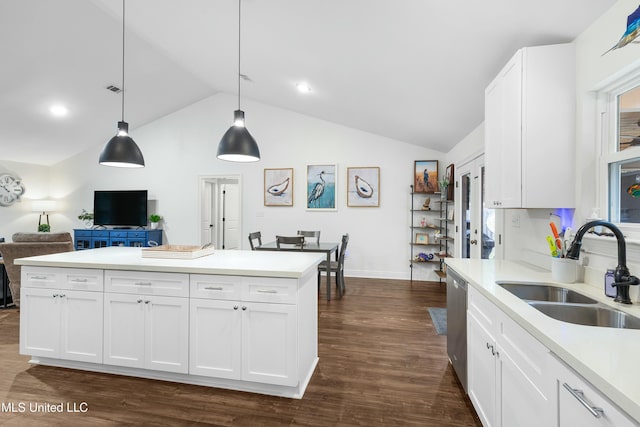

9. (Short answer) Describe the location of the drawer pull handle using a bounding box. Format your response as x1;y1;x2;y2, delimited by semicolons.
135;282;152;286
204;286;224;291
257;289;278;294
563;383;604;418
32;276;48;280
71;278;88;283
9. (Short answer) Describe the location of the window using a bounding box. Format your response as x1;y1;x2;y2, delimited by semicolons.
603;81;640;224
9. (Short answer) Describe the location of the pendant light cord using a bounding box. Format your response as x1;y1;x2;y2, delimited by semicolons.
121;0;126;122
237;0;241;110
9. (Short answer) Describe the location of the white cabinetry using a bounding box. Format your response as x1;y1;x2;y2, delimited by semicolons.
467;286;554;427
20;267;103;363
552;356;637;427
189;274;298;386
484;43;575;208
103;270;189;374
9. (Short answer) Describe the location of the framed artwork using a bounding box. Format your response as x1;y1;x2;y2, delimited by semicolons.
414;160;438;193
347;166;380;207
415;233;429;245
264;168;293;206
307;164;337;210
445;163;454;201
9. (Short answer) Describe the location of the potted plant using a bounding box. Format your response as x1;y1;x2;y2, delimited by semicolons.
38;224;50;232
149;214;162;230
78;209;94;228
438;176;449;199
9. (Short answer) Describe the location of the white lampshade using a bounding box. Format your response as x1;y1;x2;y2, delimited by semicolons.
32;200;57;213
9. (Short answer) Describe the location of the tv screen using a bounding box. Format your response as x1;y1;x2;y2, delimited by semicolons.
94;190;148;227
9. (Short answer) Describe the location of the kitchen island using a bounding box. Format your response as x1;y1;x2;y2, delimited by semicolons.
447;258;640;426
17;247;324;399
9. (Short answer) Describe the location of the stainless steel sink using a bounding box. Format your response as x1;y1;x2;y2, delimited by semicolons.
528;302;640;329
498;283;598;304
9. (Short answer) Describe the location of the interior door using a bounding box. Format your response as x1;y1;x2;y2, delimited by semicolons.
457;156;496;259
199;176;242;249
222;183;241;250
200;181;215;247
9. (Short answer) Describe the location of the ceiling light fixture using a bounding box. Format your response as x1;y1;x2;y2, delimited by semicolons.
99;0;145;168
217;0;260;162
49;104;68;117
296;82;312;93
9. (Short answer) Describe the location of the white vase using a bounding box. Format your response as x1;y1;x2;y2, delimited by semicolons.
150;222;158;230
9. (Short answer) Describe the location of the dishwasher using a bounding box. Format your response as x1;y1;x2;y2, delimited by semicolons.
446;268;467;393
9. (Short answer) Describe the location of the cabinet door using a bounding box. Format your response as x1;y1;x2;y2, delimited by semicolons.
145;295;189;374
189;299;241;379
485;51;522;208
103;293;145;368
60;290;104;363
20;287;60;358
242;302;297;386
467;310;497;427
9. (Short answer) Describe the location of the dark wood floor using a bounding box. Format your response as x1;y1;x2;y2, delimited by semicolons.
0;278;480;426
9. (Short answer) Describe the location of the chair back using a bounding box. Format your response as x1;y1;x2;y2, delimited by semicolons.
297;230;320;245
276;235;305;249
337;233;349;269
248;231;262;250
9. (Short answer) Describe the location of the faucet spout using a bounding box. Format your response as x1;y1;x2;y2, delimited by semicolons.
566;220;639;304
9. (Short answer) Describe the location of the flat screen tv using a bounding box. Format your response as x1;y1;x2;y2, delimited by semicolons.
94;190;148;227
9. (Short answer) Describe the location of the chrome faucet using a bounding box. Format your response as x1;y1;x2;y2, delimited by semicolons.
566;220;639;304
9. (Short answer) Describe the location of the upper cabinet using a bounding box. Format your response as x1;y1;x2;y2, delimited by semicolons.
485;43;576;208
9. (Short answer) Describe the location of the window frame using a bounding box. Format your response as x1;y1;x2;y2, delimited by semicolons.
598;70;640;237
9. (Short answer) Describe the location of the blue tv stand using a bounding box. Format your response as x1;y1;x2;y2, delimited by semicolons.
74;229;162;250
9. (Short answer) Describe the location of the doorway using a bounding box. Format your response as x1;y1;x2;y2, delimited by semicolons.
199;175;242;250
456;155;497;259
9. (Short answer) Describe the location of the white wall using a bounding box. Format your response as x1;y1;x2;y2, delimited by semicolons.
446;122;484;166
0;160;54;239
49;93;445;280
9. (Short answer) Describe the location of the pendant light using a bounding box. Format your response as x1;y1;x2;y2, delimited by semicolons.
217;0;260;162
99;0;145;168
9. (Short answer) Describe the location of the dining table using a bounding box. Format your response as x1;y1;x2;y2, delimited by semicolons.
255;241;339;300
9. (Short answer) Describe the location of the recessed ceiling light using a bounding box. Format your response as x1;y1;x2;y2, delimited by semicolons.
49;104;68;117
296;82;312;93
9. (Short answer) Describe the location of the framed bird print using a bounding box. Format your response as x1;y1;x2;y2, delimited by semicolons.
307;164;337;211
347;166;380;207
264;168;294;206
414;160;438;194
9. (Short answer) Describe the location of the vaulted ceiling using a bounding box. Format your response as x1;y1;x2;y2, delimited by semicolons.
0;0;616;165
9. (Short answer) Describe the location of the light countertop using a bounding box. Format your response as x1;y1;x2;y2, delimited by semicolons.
446;258;640;423
15;247;325;279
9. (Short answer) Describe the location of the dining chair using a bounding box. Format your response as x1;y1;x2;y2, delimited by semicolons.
248;231;262;250
276;235;305;249
317;233;349;298
297;230;320;245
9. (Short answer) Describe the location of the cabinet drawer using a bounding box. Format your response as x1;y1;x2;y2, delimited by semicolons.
242;277;297;304
105;270;189;297
22;267;104;292
109;231;129;238
92;230;110;238
468;286;499;332
75;230;92;238
127;231;147;238
190;274;242;300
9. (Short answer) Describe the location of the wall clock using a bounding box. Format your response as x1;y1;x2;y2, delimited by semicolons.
0;173;25;206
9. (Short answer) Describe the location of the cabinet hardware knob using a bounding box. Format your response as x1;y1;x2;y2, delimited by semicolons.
145;300;150;304
234;305;238;310
59;294;66;298
137;299;143;304
562;383;604;418
242;306;247;310
53;294;59;298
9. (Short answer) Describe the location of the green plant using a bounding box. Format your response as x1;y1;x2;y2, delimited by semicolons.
78;209;94;221
38;224;50;232
149;214;162;223
438;176;449;189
